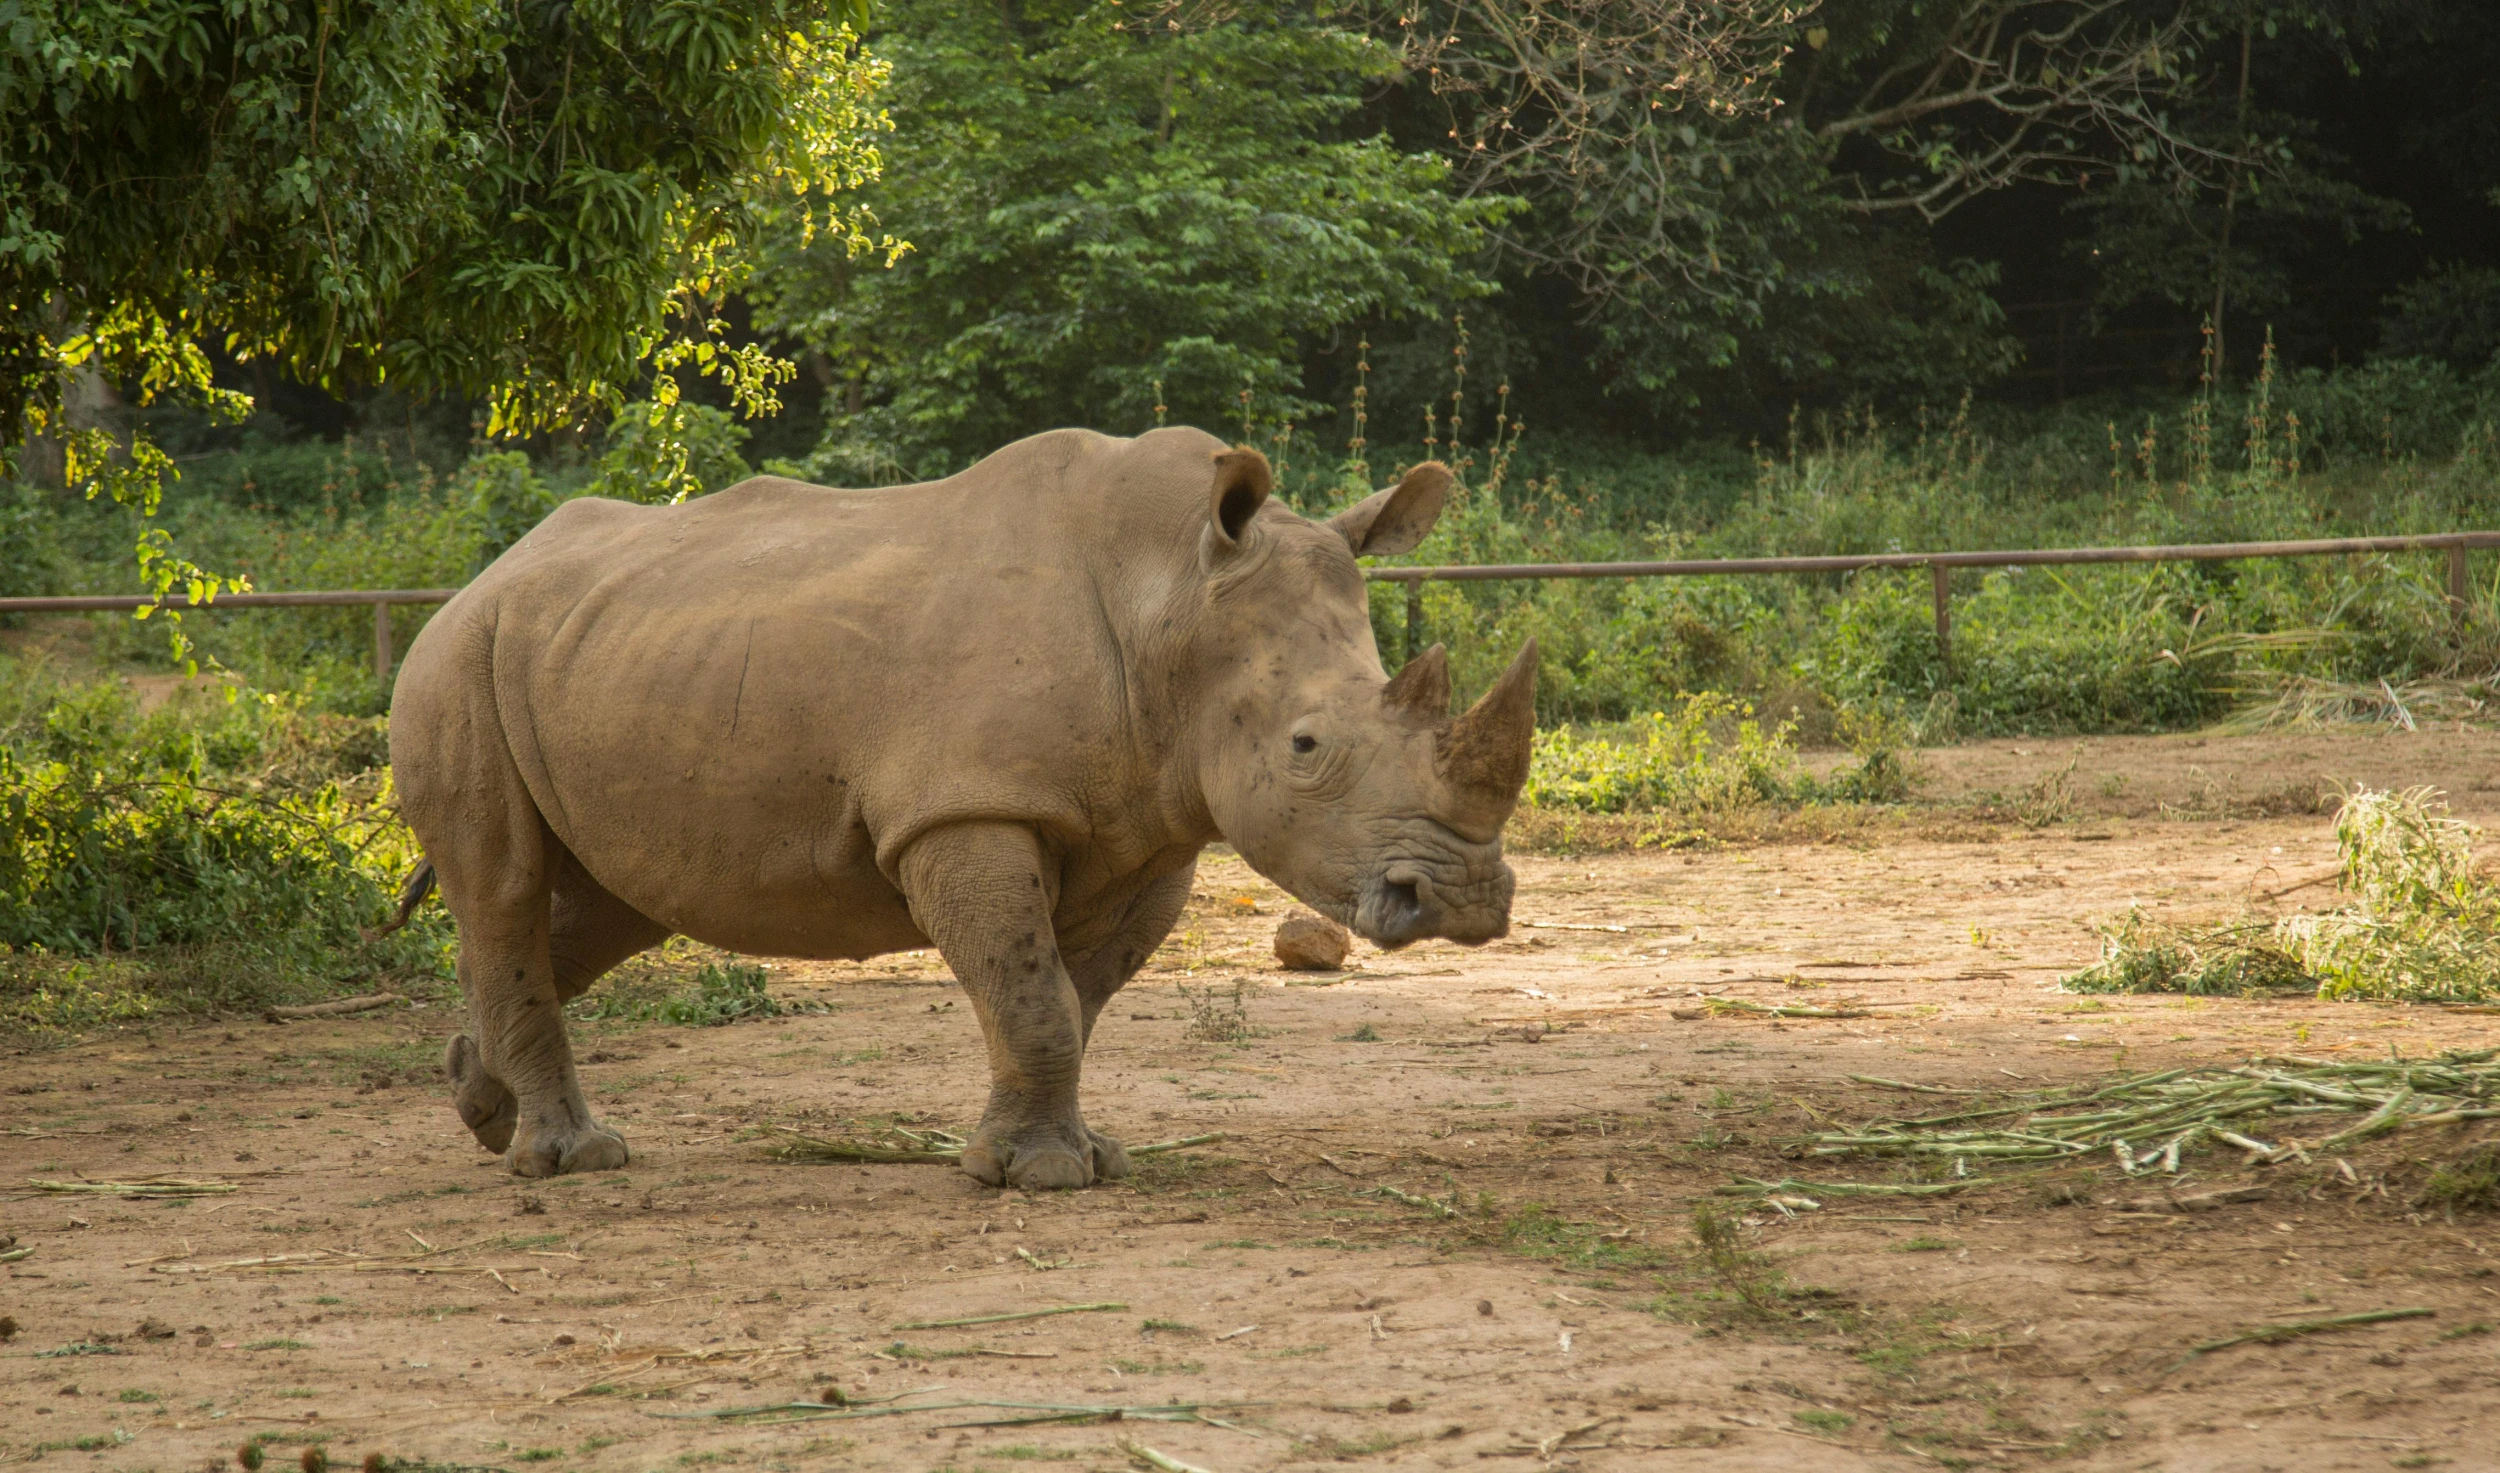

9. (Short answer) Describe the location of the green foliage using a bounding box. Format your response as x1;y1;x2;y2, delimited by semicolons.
1523;697;1800;813
2;0;889;661
2069;787;2500;1003
0;667;413;954
3;0;890;439
2381;267;2500;371
756;0;1508;478
1359;354;2500;743
584;401;753;506
1684;1202;1791;1322
574;960;787;1026
0;479;65;602
0;656;449;1033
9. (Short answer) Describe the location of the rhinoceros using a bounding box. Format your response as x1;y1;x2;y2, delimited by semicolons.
386;426;1538;1189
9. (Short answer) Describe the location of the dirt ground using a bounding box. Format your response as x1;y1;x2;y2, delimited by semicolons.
4;729;2498;1473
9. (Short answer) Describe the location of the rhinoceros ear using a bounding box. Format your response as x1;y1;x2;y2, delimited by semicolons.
1328;461;1451;558
1209;447;1273;546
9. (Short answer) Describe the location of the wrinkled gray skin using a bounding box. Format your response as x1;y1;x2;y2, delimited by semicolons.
388;427;1539;1189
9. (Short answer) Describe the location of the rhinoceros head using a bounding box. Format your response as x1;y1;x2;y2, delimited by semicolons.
1191;446;1537;948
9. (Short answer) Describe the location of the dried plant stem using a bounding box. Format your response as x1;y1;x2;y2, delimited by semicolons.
890;1302;1126;1331
1125;1443;1218;1473
2173;1307;2434;1368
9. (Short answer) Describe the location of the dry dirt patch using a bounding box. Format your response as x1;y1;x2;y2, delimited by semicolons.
4;729;2498;1472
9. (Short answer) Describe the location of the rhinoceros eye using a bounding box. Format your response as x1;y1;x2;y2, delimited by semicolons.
1291;734;1318;755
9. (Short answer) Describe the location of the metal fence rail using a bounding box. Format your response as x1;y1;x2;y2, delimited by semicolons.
1361;530;2500;666
3;529;2492;680
0;589;458;678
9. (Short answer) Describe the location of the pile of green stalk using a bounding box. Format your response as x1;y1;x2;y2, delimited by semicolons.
1812;1050;2500;1176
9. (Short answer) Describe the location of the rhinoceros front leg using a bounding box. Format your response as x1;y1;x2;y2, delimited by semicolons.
900;822;1108;1191
1057;862;1198;1181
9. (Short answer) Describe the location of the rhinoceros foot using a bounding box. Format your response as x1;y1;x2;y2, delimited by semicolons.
445;1034;519;1154
960;1120;1127;1191
1086;1126;1134;1181
506;1120;630;1178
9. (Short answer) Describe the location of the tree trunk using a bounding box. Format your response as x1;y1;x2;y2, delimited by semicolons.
2208;4;2255;382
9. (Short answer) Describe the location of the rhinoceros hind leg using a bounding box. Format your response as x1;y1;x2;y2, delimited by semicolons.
445;1033;518;1153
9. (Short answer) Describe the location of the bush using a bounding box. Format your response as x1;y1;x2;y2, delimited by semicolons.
1524;696;1801;813
575;960;792;1027
0;480;65;606
2379;266;2500;373
0;659;446;1022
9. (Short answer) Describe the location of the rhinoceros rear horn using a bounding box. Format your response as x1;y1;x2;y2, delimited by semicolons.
1382;643;1451;719
1438;639;1539;816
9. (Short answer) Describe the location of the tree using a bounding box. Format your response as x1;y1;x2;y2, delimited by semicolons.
2;0;889;615
750;0;1511;481
1392;1;2282;408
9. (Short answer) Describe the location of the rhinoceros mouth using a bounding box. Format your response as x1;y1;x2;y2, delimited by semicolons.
1352;859;1513;948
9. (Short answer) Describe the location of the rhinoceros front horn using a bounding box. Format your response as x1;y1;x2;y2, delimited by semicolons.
1437;638;1539;824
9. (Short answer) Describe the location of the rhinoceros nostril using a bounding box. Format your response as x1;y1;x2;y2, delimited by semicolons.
1381;879;1420;919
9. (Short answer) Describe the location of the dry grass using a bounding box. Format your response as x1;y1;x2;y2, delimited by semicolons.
2068;785;2500;1002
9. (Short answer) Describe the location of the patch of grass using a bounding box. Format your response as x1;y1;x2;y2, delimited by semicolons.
991;1449;1080;1462
1481;1200;1666;1275
1335;1023;1382;1042
574;960;810;1027
2437;1321;2493;1341
1106;1357;1204;1375
1139;1319;1201;1337
246;1338;311;1351
1897;1237;1957;1253
116;1388;160;1403
1854;1305;1996;1383
33;1341;123;1357
1794;1409;1855;1434
2419;1143;2500;1213
516;1449;565;1462
1249;1344;1329;1359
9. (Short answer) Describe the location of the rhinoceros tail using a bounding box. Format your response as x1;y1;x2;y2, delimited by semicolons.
364;858;438;941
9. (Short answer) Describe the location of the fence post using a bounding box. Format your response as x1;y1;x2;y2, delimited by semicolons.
1404;580;1423;664
2450;544;2470;620
373;599;393;682
1930;562;1952;672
